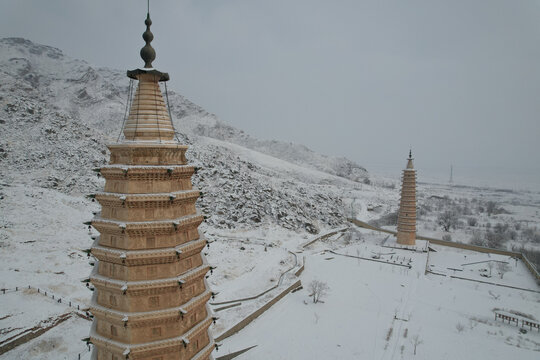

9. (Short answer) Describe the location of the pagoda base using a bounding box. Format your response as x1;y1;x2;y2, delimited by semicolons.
396;231;416;246
90;315;214;360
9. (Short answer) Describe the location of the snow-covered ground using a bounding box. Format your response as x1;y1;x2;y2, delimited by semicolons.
0;185;96;303
222;232;540;360
1;37;540;359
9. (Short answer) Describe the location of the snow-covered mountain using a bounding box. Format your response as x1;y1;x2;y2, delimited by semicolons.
0;37;369;233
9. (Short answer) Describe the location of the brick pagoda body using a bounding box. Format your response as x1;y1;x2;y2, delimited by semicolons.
88;12;214;360
396;151;417;246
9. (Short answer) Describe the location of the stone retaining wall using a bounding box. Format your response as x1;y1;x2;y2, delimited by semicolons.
295;256;306;276
0;313;72;356
302;227;348;248
215;280;302;342
426;238;540;282
349;218;540;283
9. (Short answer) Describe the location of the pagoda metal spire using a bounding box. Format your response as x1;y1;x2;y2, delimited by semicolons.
140;10;156;68
406;149;414;169
127;1;169;80
124;0;174;141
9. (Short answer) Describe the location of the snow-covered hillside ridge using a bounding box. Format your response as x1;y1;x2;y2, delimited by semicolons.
0;37;368;232
193;120;368;183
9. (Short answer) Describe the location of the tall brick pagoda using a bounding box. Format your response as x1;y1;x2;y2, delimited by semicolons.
396;150;417;246
88;10;215;360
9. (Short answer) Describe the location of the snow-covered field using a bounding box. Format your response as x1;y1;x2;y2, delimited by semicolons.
222;232;540;360
2;219;539;359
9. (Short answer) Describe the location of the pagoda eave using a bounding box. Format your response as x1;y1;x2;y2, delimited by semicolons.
90;290;212;325
89;316;214;356
91;238;206;265
127;68;170;81
90;264;210;292
99;164;195;178
95;189;200;203
90;213;204;231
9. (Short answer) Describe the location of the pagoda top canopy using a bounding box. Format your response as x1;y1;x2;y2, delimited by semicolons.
406;149;414;170
127;11;169;82
121;6;176;142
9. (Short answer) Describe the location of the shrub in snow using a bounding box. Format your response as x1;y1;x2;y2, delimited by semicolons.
485;230;505;249
486;201;498;216
467;217;478;227
522;227;540;244
512;245;540;270
494;222;509;234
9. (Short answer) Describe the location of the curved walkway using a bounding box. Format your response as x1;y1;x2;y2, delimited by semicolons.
210;250;300;306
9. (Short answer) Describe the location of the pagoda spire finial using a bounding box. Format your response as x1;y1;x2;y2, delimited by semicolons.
140;2;156;68
409;149;412;159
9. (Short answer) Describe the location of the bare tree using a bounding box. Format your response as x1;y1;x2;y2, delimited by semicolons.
308;280;330;304
487;261;494;277
411;334;423;355
455;322;465;333
497;262;511;279
343;231;352;245
437;210;458;232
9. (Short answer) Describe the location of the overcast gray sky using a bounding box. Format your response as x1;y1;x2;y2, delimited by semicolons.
2;0;539;189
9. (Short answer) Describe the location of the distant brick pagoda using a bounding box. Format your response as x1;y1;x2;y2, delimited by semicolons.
87;10;215;360
396;150;417;246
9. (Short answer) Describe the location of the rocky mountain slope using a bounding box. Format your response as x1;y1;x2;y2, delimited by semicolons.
0;37;369;233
